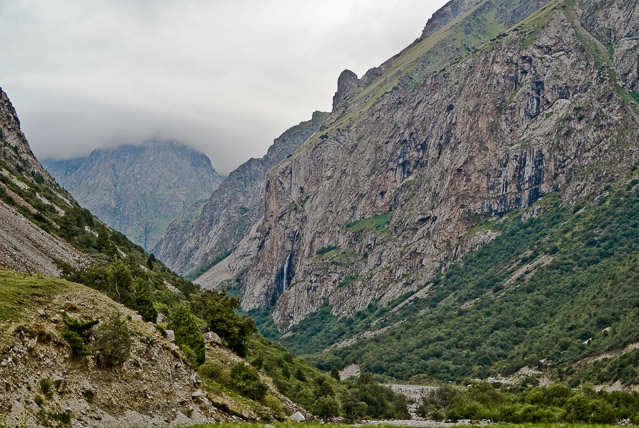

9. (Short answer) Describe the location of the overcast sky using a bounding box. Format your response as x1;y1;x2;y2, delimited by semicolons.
0;0;448;174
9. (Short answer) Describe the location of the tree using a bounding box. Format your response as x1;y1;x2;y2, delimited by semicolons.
230;363;267;400
126;278;157;322
95;314;131;367
146;253;155;270
251;352;264;370
342;391;367;421
191;290;256;356
168;305;205;366
61;314;98;356
107;258;133;303
313;396;340;421
330;366;341;381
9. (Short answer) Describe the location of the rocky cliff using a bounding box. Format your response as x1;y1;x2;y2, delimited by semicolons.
225;0;639;334
43;141;224;250
154;111;328;275
0;88;86;276
0;89;58;188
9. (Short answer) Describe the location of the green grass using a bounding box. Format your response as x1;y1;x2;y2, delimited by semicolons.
0;270;67;322
631;91;639;104
316;246;340;256
345;212;392;234
338;275;360;288
188;424;620;428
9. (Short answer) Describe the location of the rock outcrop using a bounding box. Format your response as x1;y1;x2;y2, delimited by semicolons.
0;88;58;188
420;0;484;38
43;141;224;250
154;111;328;276
228;0;639;332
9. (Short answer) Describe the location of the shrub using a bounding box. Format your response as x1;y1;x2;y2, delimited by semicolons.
313;396;340;420
34;394;44;406
191;290;255;357
199;362;224;381
95;314;131;367
48;410;71;423
230;363;267;400
62;331;92;356
39;378;53;398
168;306;205;367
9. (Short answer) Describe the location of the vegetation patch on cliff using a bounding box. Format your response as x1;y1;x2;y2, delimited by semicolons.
345;212;392;234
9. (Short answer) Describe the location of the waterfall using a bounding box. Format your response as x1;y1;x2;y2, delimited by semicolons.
282;230;299;292
282;252;292;292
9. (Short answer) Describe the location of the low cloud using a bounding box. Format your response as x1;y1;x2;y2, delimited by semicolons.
0;0;447;174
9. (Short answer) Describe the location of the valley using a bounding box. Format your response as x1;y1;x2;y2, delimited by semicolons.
2;0;639;426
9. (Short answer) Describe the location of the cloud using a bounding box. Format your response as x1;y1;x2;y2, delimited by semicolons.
0;0;448;174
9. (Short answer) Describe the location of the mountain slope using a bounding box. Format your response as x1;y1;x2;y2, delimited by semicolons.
0;272;226;427
43;141;224;250
0;89;88;276
154;111;328;276
1;87;413;425
216;0;639;383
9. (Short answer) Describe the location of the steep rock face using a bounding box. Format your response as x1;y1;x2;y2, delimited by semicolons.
0;88;85;276
0;89;57;187
154;111;328;275
581;0;639;92
239;0;639;331
44;141;224;250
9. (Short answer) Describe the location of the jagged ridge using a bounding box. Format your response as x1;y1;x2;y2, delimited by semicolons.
154;111;328;276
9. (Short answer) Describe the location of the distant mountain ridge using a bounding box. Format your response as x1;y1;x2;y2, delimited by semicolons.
154;111;329;275
43;140;224;250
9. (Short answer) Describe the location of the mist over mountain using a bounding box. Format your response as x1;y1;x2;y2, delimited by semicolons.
43;140;224;250
3;0;639;424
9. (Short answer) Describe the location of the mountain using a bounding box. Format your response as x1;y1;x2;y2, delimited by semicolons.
0;90;87;276
154;111;329;276
0;87;415;426
43;141;224;251
0;87;225;425
0;87;333;426
192;0;639;387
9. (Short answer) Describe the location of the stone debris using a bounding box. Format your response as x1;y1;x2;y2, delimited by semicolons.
290;411;306;422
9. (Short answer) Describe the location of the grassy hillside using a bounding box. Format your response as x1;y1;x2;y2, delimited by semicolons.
252;168;639;387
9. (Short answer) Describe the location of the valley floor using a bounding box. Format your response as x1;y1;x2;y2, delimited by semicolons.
187;423;625;428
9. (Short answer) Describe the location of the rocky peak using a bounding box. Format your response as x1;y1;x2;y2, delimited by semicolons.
421;0;484;38
43;140;224;250
0;88;56;187
332;69;359;110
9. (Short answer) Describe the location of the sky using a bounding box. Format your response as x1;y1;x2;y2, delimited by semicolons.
0;0;448;174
